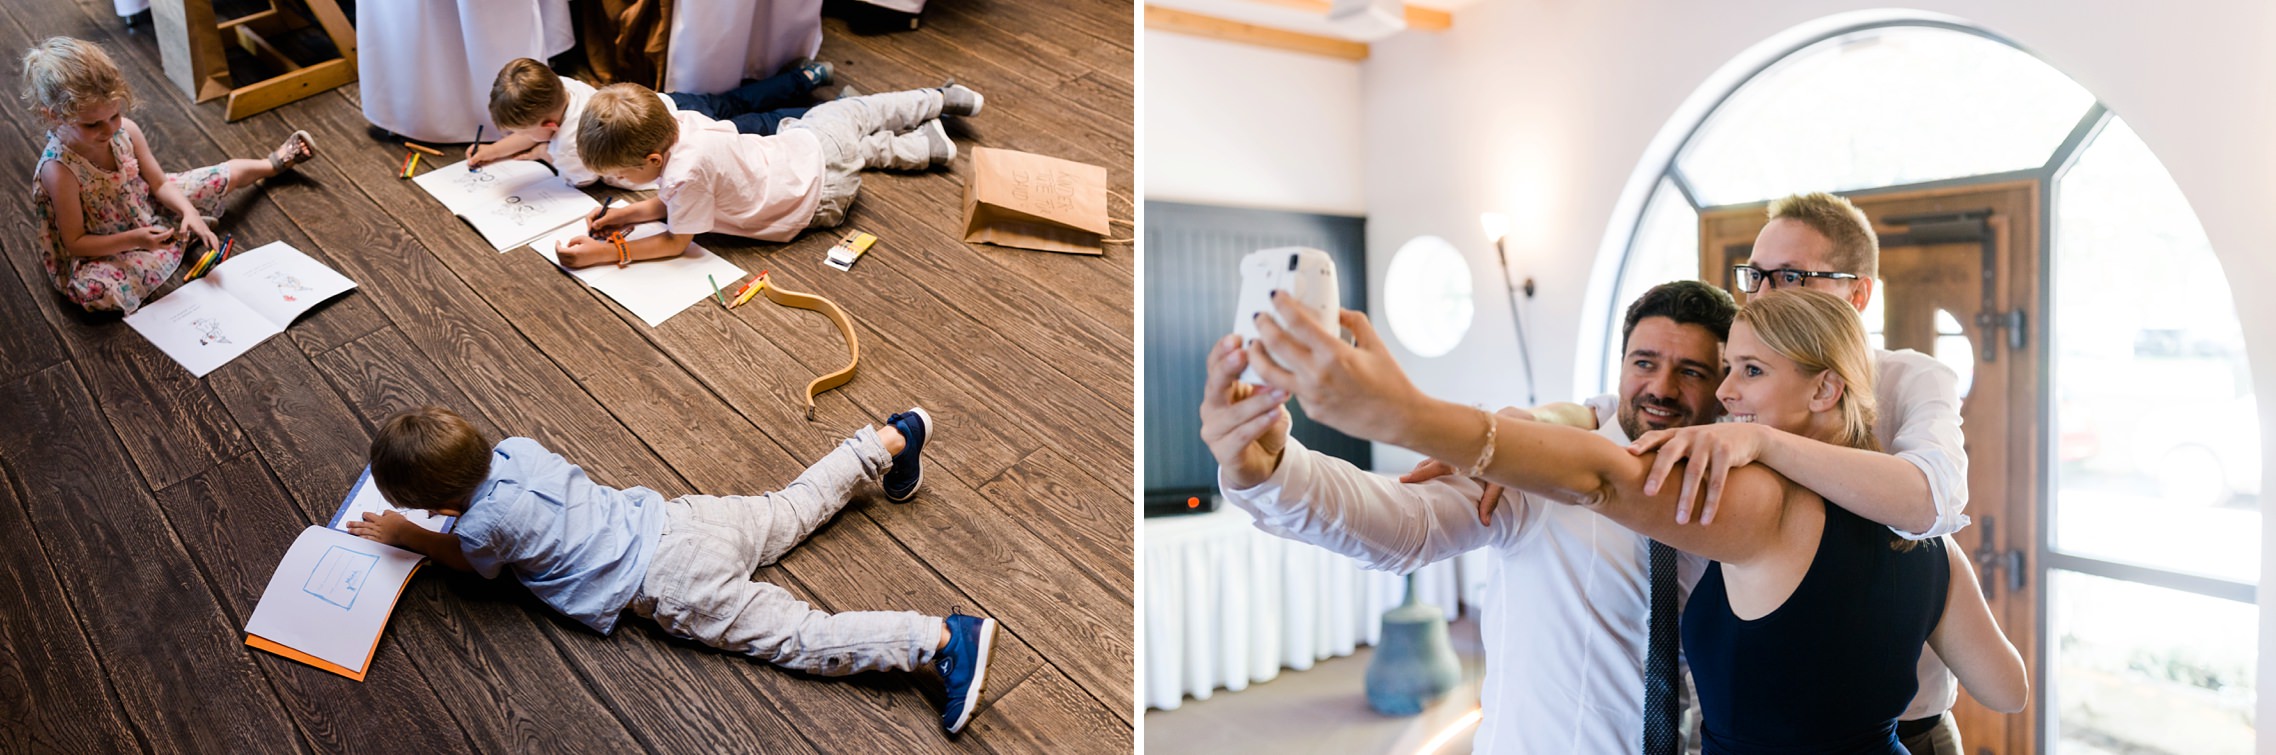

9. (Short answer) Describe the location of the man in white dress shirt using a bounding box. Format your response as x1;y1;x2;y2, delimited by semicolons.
1202;280;1738;753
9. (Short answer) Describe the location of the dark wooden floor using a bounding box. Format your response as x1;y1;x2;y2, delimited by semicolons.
0;1;1132;752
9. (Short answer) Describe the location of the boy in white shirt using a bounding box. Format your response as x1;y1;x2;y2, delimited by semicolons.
550;80;981;269
468;57;834;188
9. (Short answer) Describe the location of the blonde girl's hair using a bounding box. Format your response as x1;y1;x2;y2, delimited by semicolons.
19;37;132;122
1735;288;1879;453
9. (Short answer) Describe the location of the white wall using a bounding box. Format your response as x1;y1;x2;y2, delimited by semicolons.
1143;30;1367;215
1354;0;2276;745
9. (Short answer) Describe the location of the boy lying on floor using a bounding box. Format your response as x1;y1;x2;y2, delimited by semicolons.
346;405;998;734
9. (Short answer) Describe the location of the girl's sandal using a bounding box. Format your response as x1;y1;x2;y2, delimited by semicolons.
268;130;318;173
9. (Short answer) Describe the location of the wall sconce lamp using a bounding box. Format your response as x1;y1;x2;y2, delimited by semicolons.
1480;212;1538;405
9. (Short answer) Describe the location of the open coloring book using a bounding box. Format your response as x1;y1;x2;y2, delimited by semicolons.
244;468;453;681
125;242;356;377
412;159;602;251
530;203;750;327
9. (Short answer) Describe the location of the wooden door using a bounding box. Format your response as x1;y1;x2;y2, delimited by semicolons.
1700;182;2043;755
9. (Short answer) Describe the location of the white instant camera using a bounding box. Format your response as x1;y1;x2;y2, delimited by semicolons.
1233;246;1340;385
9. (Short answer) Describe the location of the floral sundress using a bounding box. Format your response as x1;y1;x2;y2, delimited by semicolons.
31;126;229;313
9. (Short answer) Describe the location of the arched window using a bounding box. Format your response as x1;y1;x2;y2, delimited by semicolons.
1606;21;2258;751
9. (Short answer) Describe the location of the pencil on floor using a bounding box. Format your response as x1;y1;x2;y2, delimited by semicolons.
402;141;443;157
397;151;413;178
709;274;725;306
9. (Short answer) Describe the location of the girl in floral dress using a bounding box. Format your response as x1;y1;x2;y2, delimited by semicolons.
23;36;317;313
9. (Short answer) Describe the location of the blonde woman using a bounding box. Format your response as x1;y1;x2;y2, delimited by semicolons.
1237;288;2027;754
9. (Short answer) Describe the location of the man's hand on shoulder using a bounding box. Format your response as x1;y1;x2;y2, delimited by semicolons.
1627;422;1771;525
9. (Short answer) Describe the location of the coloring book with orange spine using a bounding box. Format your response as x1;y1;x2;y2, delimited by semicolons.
243;469;456;681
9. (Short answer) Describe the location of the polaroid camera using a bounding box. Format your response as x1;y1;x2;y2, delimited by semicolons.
1232;247;1340;385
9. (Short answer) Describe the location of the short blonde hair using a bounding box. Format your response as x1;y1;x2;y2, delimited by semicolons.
1767;192;1878;279
1735;288;1879;454
19;37;132;122
576;83;676;171
488;57;567;130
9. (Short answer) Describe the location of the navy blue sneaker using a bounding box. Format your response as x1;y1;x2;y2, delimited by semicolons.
935;613;998;734
882;407;931;502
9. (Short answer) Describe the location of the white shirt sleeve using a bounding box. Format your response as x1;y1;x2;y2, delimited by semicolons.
1875;349;1972;540
1217;438;1525;574
660;156;717;236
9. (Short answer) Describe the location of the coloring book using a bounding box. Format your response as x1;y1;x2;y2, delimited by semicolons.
243;469;454;681
124;242;356;378
412;159;603;251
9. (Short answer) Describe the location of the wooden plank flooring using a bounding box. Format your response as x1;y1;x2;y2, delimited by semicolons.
0;0;1133;751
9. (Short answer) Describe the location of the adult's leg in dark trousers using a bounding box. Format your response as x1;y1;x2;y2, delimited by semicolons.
726;107;810;136
667;70;819;121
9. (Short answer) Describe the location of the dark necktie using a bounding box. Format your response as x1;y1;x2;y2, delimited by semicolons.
1643;539;1680;755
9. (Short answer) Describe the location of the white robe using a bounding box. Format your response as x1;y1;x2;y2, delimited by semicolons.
356;0;574;143
663;0;823;95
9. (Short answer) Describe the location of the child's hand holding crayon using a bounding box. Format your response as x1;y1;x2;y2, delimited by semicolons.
586;204;636;238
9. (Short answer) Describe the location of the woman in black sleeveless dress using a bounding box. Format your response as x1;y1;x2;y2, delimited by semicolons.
1244;288;2028;753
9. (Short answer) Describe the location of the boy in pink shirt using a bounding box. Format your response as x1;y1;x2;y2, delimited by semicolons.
554;81;981;268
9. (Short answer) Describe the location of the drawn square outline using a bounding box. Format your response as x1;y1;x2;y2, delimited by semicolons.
303;545;379;610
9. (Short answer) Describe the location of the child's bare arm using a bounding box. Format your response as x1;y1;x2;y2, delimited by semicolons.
123;120;196;222
346;511;475;572
554;231;692;268
41;161;172;257
124;120;218;252
468;131;545;167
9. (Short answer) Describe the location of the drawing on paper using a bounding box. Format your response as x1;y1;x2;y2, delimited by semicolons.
192;317;232;346
489;194;549;227
265;272;314;303
302;544;379;610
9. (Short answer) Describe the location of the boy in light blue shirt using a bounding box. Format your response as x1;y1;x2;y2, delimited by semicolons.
347;405;997;734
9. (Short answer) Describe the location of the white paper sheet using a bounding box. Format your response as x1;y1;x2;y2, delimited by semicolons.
530;214;751;327
204;242;360;328
328;468;456;535
244;526;424;673
411;159;602;251
123;284;283;378
124;242;357;378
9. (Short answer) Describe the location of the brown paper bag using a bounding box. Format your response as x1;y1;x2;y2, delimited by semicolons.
961;147;1112;255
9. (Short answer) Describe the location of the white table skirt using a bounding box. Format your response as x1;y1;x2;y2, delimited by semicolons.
664;0;823;95
356;0;573;144
1144;503;1490;711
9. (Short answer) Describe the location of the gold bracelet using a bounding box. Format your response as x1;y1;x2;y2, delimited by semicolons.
1465;407;1498;478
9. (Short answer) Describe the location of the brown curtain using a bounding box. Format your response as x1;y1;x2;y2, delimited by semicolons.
579;0;672;88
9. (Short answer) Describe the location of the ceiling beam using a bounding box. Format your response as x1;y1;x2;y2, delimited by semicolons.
1145;5;1370;61
1235;0;1453;31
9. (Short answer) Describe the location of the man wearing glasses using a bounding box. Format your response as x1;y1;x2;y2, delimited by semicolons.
1630;191;1975;755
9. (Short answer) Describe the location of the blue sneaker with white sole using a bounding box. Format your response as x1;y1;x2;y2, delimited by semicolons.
935;613;997;734
883;407;931;502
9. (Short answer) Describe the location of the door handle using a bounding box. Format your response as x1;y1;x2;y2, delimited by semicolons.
1970;515;2026;597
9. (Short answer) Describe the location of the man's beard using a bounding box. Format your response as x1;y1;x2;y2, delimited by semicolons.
1618;395;1691;439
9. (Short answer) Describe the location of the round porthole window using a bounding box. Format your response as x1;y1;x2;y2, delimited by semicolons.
1384;235;1474;358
